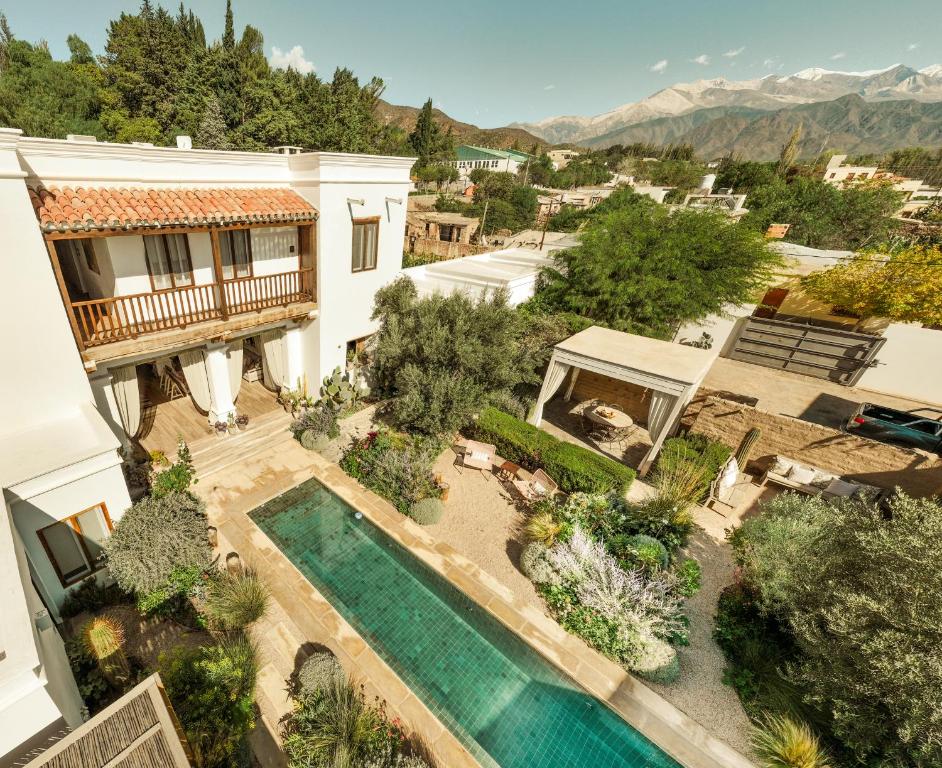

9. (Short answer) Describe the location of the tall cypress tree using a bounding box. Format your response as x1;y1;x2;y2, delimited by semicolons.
408;98;452;170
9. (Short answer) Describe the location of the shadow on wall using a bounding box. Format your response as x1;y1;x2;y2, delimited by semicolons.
796;392;863;430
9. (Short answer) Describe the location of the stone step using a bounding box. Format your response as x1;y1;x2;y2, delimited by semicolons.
182;410;296;478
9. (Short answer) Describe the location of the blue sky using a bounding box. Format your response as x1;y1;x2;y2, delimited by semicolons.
6;0;942;127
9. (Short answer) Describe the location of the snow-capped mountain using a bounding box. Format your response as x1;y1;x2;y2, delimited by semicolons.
512;64;942;145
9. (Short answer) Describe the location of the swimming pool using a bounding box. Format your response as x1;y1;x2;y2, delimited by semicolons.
251;478;682;768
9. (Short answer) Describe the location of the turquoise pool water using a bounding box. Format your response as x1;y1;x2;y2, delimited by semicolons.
251;478;682;768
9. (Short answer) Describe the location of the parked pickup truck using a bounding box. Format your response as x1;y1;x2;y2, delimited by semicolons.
845;403;942;455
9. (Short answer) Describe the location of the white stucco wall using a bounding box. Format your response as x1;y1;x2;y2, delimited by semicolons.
289;153;414;383
250;226;300;277
857;323;942;405
673;303;756;357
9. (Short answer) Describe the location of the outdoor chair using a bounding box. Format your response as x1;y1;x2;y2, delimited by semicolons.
512;468;559;502
455;439;497;479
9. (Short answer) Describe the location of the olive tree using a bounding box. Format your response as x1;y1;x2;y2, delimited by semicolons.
730;490;942;765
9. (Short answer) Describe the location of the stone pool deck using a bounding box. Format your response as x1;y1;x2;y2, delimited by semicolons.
197;434;755;768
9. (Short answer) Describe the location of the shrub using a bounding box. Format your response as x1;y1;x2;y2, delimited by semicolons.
519;541;558;585
545;528;684;669
657;433;731;504
619;534;669;573
633;636;680;685
296;652;345;700
751;714;831;768
340;431;441;515
674;558;702;597
471;407;635;494
104;491;210;599
59;578;129;619
150;439;197;498
291;402;340;441
525;511;563;547
409;498;444;525
160;635;258;768
299;429;330;452
204;569;271;630
282;677;403;768
623;494;694;554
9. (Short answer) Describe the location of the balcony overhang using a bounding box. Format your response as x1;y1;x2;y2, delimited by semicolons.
29;185;318;237
80;299;318;367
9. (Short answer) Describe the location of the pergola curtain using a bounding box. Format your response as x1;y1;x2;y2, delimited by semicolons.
528;357;572;426
111;365;141;438
260;329;287;390
179;349;212;412
227;340;244;400
647;391;678;444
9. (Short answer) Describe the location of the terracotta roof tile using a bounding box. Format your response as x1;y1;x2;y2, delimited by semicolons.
29;185;318;234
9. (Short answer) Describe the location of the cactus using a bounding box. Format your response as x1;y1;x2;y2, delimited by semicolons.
82;614;130;687
318;366;369;412
735;427;761;470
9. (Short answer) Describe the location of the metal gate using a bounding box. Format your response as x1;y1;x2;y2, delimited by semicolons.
726;317;885;385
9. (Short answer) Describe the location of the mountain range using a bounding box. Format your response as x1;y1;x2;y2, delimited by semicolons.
511;64;942;148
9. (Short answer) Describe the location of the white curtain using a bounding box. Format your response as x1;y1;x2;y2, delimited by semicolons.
179;349;212;412
227;340;244;400
260;329;287;390
111;365;141;438
528;358;572;426
647;390;678;443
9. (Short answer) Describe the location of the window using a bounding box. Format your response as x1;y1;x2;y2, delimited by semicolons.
218;229;252;280
37;504;113;586
352;218;379;272
144;234;194;290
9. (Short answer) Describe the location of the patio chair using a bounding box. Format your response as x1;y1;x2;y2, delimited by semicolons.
455;439;497;479
512;469;559;502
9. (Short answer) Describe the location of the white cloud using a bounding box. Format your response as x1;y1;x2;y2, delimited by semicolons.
691;54;710;65
544;84;555;90
723;46;745;58
649;59;668;73
908;42;920;51
269;45;315;75
763;57;783;70
831;52;846;60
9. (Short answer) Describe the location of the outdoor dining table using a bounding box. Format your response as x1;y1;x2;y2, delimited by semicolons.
584;404;633;430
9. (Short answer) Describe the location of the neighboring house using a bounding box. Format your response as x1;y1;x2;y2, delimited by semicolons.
547;149;579;170
823;154;942;217
673;241;942;404
406;211;479;244
402;247;555;306
678;175;748;219
535;187;615;224
453;145;534;177
490;229;581;251
0;127;413;763
822;154;880;184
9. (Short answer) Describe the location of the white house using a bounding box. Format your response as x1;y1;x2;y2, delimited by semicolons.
0;127;413;764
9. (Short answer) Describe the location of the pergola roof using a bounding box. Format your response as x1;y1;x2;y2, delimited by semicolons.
554;326;715;395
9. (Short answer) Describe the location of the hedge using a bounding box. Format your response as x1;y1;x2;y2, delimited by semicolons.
470;407;635;495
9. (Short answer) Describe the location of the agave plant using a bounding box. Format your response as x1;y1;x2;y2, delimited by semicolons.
751;714;830;768
82;613;131;687
204;568;271;630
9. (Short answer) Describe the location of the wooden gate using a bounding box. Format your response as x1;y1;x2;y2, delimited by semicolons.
727;317;885;385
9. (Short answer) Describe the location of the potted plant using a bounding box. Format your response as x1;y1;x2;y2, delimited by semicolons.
235;414;249;431
227;413;237;433
148;449;170;472
214;420;229;437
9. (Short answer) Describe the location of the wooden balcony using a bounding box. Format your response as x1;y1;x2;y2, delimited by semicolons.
70;268;316;349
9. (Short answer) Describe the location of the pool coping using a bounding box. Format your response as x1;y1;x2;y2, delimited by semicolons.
202;443;755;768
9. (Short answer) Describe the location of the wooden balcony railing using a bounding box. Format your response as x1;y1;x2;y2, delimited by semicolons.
70;268;316;348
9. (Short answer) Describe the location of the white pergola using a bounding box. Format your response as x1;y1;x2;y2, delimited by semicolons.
529;326;717;474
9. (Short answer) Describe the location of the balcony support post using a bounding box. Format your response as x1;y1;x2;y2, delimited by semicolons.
209;229;229;320
44;239;85;351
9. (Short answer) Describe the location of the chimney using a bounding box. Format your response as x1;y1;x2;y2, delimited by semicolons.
176;135;193;150
66;134;98;143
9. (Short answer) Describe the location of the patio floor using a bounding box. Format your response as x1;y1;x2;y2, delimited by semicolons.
539;396;654;470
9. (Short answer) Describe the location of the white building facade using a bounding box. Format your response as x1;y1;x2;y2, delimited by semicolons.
0;128;413;764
